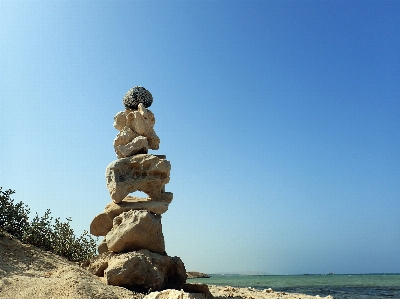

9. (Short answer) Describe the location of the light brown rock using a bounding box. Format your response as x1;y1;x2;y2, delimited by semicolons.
91;213;114;237
90;196;169;236
114;126;139;148
115;133;149;158
125;105;155;136
182;283;212;297
98;237;109;254
113;110;127;131
105;154;171;203
113;104;160;158
144;289;205;299
86;249;186;292
106;210;165;254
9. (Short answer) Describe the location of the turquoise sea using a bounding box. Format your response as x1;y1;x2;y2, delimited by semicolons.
190;274;400;299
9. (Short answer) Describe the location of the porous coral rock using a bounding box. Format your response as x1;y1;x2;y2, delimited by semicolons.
90;197;169;236
105;154;171;203
144;289;206;299
181;283;211;297
106;210;165;254
115;135;149;158
113;126;139;148
97;237;109;254
113;104;160;158
126;105;160;150
126;105;155;135
113;111;127;131
86;249;186;292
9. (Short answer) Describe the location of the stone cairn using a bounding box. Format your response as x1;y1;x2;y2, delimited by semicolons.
86;87;187;293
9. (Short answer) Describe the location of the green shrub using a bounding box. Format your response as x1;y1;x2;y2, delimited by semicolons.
0;188;30;239
0;187;98;262
50;216;98;262
22;209;53;251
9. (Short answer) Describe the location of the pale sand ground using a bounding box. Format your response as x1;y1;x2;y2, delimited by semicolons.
0;231;333;299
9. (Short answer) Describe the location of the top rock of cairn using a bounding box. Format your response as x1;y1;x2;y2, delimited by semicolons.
123;86;153;110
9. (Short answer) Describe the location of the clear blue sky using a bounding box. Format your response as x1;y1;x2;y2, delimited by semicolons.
1;1;399;275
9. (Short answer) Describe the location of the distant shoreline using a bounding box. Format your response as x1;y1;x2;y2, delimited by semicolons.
204;272;400;276
186;271;210;279
189;274;400;299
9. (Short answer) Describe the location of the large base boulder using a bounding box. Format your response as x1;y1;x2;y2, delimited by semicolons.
106;210;165;254
106;154;171;203
85;250;186;292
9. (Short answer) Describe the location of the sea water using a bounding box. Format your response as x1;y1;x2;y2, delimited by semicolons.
190;274;400;299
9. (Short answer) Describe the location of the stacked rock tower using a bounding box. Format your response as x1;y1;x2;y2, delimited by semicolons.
88;87;187;292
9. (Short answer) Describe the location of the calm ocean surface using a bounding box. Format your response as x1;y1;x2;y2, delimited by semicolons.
190;274;400;299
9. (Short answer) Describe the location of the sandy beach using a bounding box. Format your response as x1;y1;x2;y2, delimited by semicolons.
0;231;333;299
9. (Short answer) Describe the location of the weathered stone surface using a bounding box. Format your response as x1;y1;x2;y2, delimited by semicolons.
155;192;173;203
114;132;149;158
98;237;108;254
113;111;127;131
84;88;189;294
182;283;211;296
114;126;138;148
90;196;169;236
91;214;113;237
144;289;209;299
106;154;171;203
85;251;110;276
113;104;160;158
106;210;165;254
86;250;186;292
123;86;153;110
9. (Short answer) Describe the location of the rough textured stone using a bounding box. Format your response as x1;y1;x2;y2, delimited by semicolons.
85;88;188;293
106;154;171;203
85;251;111;276
98;237;108;254
144;289;209;299
115;133;149;158
113;111;127;131
90;196;169;236
113;126;138;148
123;86;153;110
106;210;165;254
113;104;160;158
87;250;186;292
91;214;114;237
182;283;211;297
